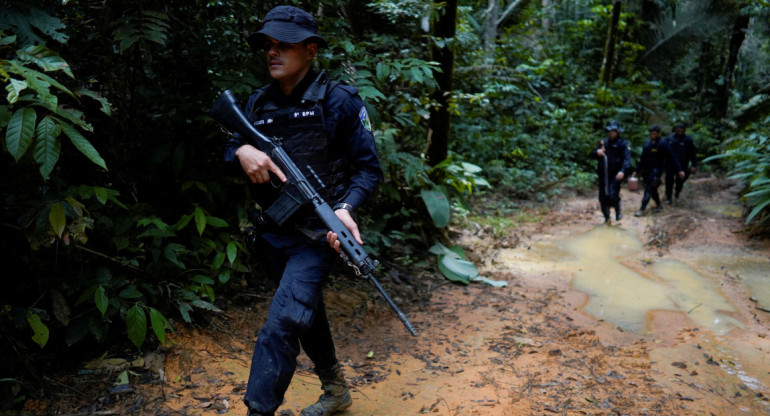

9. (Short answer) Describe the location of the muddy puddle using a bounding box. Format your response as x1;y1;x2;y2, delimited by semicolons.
498;226;749;335
702;203;744;218
497;223;770;414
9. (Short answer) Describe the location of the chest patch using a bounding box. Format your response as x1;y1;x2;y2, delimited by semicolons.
290;110;318;119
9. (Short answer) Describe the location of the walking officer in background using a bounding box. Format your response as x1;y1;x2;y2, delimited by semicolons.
590;121;631;223
224;5;382;416
664;122;698;204
631;125;684;216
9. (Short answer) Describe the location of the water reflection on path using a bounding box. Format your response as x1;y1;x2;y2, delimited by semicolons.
499;226;745;335
698;254;770;311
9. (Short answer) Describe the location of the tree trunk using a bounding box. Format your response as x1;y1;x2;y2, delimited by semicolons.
715;13;750;121
427;0;458;166
639;0;662;46
599;1;622;86
482;0;526;66
482;0;498;65
542;0;551;30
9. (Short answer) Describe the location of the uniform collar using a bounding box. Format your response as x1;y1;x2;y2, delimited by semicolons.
268;69;318;105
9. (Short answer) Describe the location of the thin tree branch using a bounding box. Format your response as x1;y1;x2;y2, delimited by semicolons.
74;244;142;271
496;0;526;27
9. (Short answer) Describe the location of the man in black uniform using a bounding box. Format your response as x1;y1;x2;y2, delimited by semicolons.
631;125;684;216
590;121;631;223
664;122;697;204
224;6;382;416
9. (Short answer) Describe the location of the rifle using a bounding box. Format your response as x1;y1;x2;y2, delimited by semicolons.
210;90;418;337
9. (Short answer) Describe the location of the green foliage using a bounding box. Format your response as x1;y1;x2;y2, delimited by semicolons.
1;34;110;177
704;127;770;226
1;2;244;370
112;10;170;52
429;242;478;285
0;5;68;45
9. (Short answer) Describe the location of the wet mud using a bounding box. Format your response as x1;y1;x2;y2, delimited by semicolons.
27;176;770;415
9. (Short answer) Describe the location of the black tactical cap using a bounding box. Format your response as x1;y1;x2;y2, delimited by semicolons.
649;125;660;132
248;6;327;49
675;122;687;129
605;120;624;132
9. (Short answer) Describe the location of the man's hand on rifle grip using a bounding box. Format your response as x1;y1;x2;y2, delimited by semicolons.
326;209;362;254
235;144;287;184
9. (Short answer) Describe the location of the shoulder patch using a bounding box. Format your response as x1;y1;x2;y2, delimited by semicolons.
359;106;372;131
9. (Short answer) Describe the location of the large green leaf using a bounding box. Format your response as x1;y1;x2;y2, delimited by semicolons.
49;202;66;238
4;6;68;45
226;241;237;265
0;34;16;46
17;45;73;77
746;198;770;224
191;299;223;313
213;252;226;269
192;275;215;285
77;89;112;116
205;215;228;228
7;60;74;99
164;243;186;269
194;207;206;235
437;254;478;285
53;117;107;170
6;107;36;161
119;285;144;299
357;85;386;102
420;188;450;227
429;242;466;259
94;286;108;317
149;307;171;344
27;313;49;348
48;104;91;131
126;305;147;348
33;116;61;178
92;186;126;208
177;302;193;323
5;78;27;103
431;243;485;285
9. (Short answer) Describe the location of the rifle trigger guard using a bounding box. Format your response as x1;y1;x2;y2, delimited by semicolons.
340;252;363;277
219;126;235;137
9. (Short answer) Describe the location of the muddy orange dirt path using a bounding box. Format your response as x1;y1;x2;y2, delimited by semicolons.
159;177;770;416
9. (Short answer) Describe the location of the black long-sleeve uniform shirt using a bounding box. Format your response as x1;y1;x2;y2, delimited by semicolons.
590;136;631;177
224;70;382;211
635;138;682;175
664;133;697;170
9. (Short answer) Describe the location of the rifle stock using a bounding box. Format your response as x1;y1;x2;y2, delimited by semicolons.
211;90;418;337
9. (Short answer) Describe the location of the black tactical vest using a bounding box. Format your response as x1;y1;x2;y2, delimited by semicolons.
247;72;350;230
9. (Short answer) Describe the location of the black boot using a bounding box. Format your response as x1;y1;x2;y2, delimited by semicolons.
615;201;623;221
600;200;610;224
300;364;351;416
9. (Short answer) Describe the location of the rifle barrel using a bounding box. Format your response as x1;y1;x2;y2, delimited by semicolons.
365;273;419;336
